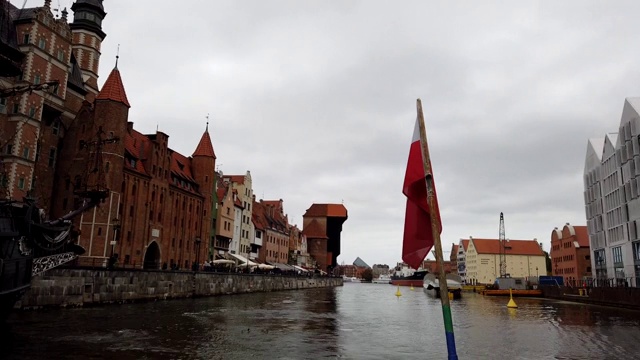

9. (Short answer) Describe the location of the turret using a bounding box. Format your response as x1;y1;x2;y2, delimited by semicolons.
191;123;217;261
70;0;107;97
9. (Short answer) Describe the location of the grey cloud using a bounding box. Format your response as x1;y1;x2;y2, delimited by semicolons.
25;0;640;266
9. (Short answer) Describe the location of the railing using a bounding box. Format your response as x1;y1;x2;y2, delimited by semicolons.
563;276;638;289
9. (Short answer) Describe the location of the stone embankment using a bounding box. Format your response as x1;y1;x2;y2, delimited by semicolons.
16;269;342;309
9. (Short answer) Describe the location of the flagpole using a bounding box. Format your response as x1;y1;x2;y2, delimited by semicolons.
416;98;458;360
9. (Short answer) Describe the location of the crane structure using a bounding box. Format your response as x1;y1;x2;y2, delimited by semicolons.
499;212;507;278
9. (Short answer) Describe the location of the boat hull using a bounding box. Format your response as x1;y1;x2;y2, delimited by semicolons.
423;273;463;299
391;270;428;287
391;279;424;287
424;287;462;300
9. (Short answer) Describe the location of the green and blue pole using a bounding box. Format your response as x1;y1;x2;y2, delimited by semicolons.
417;99;458;360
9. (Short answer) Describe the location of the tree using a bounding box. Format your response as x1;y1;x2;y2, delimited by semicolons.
362;268;373;282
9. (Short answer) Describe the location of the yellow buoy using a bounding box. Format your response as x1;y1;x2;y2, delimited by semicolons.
410;284;415;291
395;285;402;297
507;288;518;308
448;292;454;300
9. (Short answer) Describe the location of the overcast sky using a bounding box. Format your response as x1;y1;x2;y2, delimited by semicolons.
23;0;640;267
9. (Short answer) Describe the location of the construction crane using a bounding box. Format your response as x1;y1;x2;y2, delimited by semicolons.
499;212;507;278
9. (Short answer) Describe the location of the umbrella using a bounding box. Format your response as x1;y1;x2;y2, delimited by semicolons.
212;259;235;265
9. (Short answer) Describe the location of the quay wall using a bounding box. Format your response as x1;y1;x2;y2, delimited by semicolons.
15;269;342;309
541;285;640;310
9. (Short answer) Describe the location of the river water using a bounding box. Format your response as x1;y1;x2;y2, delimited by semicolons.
2;283;640;359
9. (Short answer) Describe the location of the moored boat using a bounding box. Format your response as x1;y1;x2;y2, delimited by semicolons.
423;273;463;300
372;274;391;284
391;270;428;287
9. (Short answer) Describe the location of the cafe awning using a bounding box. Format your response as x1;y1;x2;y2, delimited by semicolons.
227;253;258;266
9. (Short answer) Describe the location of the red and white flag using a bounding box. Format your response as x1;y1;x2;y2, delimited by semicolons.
402;115;442;269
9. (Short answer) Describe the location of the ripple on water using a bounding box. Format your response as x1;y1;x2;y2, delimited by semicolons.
4;286;640;359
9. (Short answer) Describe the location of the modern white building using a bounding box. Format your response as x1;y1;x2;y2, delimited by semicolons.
584;98;640;286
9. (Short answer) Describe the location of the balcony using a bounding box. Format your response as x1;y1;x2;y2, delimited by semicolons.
252;236;263;247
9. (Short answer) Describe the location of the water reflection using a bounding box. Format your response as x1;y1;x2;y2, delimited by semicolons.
3;284;640;359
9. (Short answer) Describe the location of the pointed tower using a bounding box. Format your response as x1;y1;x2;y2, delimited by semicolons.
192;123;217;262
70;0;107;98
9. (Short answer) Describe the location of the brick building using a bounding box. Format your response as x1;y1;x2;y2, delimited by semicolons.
450;243;458;275
551;223;592;284
1;0;97;204
50;64;216;269
253;199;290;264
302;203;348;272
421;259;454;275
288;224;311;267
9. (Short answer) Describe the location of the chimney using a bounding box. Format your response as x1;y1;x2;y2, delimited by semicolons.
127;121;133;133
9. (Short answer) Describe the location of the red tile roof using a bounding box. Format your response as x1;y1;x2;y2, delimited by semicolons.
224;175;246;184
171;151;196;183
123;130;149;176
461;239;469;251
216;185;226;203
304;204;348;218
252;200;268;231
470;238;544;256
232;189;243;207
193;130;216;158
452;244;459;254
303;219;328;238
96;67;130;107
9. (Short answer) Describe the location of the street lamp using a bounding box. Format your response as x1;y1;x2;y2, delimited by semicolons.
194;237;202;272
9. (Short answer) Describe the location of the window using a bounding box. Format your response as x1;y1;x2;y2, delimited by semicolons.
38;38;45;50
12;104;19;114
633;241;640;262
48;148;56;167
0;98;6;113
612;246;623;264
18;177;25;190
34;74;40;85
22;146;29;159
52;121;59;136
29;106;36;118
57;49;64;62
23;34;29;44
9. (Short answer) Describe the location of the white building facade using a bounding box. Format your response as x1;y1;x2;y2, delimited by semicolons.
584;98;640;286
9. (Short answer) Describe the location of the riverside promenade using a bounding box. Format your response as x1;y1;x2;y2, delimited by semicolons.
15;268;342;310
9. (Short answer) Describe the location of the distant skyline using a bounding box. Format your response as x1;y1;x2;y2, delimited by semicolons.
20;0;640;267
